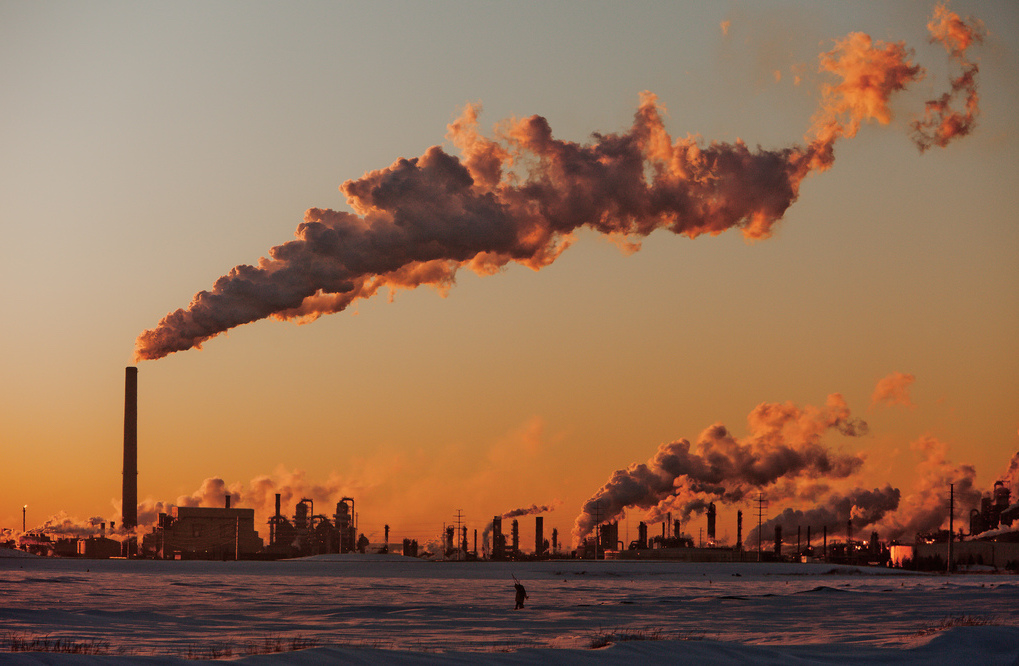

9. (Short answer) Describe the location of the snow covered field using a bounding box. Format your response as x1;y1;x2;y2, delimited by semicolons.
1;553;1017;664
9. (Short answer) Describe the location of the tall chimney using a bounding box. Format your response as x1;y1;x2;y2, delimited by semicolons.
535;516;544;558
122;366;138;530
736;510;743;551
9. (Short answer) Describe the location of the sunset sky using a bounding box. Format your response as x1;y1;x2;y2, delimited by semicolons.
2;1;1017;550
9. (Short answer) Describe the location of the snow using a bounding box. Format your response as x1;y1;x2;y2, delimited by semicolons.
1;556;1016;664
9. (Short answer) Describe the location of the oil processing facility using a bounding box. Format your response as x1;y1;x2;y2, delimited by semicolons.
5;366;1019;567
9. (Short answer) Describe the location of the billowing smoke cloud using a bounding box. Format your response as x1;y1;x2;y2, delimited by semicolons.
33;513;110;539
911;5;984;151
745;485;901;547
134;7;981;361
873;435;981;541
996;450;1019;499
871;371;916;408
572;393;869;544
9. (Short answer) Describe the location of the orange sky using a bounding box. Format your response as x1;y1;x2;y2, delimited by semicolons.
2;1;1017;550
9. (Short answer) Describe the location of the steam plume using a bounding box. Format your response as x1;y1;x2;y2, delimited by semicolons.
873;435;981;540
572;394;868;544
34;513;109;538
502;501;562;519
745;485;901;547
134;7;980;361
1001;450;1019;497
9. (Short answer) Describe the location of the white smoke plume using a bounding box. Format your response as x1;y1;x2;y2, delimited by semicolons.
873;435;981;541
572;393;868;544
134;7;981;361
744;485;901;548
35;513;110;539
999;450;1019;498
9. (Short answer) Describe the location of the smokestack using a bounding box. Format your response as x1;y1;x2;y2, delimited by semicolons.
275;493;281;517
707;502;717;541
225;495;231;509
737;510;743;551
122;366;138;530
535;516;544;559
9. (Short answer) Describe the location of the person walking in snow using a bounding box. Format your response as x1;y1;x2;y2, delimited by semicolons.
513;575;528;609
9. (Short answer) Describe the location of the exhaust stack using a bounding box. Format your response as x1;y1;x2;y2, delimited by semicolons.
122;366;138;530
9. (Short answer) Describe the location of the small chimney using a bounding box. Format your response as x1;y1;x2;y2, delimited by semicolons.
225;495;231;509
275;493;281;518
101;522;106;537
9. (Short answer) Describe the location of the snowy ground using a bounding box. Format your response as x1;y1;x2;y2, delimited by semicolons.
1;552;1017;664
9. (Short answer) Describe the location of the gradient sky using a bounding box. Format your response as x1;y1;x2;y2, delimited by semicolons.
2;1;1017;549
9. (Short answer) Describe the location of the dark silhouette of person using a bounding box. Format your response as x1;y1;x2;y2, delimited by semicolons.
514;581;528;609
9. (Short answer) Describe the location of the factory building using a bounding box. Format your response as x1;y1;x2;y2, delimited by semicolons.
264;495;365;557
970;482;1015;535
141;501;263;560
78;523;121;559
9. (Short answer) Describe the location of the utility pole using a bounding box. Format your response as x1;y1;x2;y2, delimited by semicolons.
756;493;768;562
948;483;954;574
454;509;464;561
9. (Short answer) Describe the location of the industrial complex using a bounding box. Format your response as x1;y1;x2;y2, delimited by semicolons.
4;367;1019;570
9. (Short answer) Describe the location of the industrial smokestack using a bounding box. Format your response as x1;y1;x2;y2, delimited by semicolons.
122;366;138;530
225;495;231;509
707;502;717;541
535;516;544;559
737;510;743;551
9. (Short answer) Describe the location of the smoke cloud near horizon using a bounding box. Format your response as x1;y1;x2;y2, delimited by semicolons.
745;485;901;548
571;393;869;544
872;434;982;541
134;6;982;361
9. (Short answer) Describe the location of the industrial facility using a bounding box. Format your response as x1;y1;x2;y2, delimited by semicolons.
141;499;263;560
4;365;1019;571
